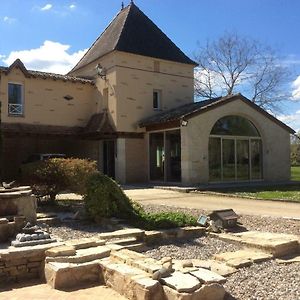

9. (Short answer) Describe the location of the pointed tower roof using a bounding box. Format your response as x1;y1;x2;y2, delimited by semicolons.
70;3;196;73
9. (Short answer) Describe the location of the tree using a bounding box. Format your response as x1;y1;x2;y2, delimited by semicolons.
291;132;300;166
194;33;290;112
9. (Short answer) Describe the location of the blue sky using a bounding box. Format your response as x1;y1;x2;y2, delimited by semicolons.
0;0;299;131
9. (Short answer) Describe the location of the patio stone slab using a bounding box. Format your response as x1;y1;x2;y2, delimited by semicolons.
160;271;201;293
189;268;226;284
214;249;273;268
218;231;300;257
46;246;111;263
45;245;76;257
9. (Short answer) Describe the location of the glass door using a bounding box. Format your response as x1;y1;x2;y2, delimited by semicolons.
236;139;250;180
222;139;235;181
149;133;164;181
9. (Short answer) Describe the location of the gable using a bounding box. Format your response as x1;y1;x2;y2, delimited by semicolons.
139;94;295;134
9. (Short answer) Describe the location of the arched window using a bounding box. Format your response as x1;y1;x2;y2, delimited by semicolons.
210;115;260;137
209;115;262;182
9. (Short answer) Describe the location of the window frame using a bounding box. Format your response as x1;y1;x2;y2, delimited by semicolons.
8;82;24;116
153;89;162;111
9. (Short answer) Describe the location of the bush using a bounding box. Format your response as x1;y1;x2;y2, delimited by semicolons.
84;172;197;229
84;172;140;220
22;158;97;202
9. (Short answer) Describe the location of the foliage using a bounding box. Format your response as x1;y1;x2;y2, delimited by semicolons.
194;32;291;113
132;211;197;230
84;172;197;229
22;158;97;202
84;172;140;220
291;132;300;166
291;166;300;181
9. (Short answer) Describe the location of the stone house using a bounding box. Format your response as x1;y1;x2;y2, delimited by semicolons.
0;3;294;184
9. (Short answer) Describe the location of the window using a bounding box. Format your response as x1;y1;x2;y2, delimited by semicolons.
153;90;162;110
8;83;23;115
209;115;262;182
154;61;160;72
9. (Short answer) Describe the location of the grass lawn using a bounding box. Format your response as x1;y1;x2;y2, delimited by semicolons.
212;166;300;203
291;166;300;181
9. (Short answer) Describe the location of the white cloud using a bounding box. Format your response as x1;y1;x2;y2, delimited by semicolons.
41;4;53;11
2;40;87;74
278;110;300;132
292;75;300;101
3;16;16;24
69;4;76;10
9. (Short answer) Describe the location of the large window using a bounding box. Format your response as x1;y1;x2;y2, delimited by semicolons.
209;116;262;182
8;83;23;115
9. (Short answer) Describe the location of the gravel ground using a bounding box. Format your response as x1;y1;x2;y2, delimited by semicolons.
46;203;299;300
224;261;300;300
144;236;241;260
143;204;300;235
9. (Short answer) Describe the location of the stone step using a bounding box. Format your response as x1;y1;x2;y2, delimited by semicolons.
213;249;273;268
45;260;103;290
107;237;138;246
216;231;300;258
124;242;147;252
111;249;161;274
46;245;111;264
99;259;164;300
65;238;106;249
99;228;145;241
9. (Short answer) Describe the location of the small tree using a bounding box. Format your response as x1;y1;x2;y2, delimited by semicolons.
194;33;291;113
22;158;97;202
291;132;300;166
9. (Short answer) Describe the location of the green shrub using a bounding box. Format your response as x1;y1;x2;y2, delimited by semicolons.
22;158;97;202
84;172;197;229
132;211;197;230
84;172;140;220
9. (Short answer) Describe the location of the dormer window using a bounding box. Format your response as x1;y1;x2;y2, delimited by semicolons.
8;83;23;116
153;90;162;110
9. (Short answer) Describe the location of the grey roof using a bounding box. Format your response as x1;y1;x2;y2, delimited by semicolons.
70;3;196;72
0;59;93;84
2;112;115;137
139;94;295;134
139;97;222;127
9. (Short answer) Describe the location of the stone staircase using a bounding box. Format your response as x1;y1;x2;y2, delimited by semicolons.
44;227;226;299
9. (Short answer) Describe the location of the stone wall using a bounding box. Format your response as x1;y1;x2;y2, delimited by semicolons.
0;242;62;285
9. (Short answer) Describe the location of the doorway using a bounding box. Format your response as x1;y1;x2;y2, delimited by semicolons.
149;130;181;182
103;140;115;178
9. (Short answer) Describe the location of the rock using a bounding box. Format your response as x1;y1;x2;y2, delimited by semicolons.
45;261;102;290
46;246;111;264
163;261;173;271
45;245;76;257
214;249;273;268
276;255;300;264
226;231;300;257
31;234;38;240
209;260;237;277
195;283;226;300
160;256;172;264
160;271;201;293
181;260;193;268
190;268;226;284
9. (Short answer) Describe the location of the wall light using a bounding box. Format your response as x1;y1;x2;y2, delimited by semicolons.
95;64;107;80
181;119;188;127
